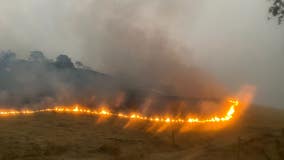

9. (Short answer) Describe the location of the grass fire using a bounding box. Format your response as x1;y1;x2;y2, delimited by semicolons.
0;99;238;125
0;1;284;160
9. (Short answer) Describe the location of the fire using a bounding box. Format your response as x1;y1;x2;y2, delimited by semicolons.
0;110;34;116
99;109;111;115
0;99;239;125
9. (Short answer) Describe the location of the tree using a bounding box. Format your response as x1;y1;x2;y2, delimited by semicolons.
54;54;74;69
75;61;84;68
0;50;16;68
28;51;46;62
75;61;91;70
269;0;284;24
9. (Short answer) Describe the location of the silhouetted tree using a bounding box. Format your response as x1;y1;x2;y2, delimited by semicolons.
0;50;16;69
75;61;91;70
75;61;84;68
269;0;284;24
54;54;74;69
28;51;46;62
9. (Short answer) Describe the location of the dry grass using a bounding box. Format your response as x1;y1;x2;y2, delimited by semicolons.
0;105;283;160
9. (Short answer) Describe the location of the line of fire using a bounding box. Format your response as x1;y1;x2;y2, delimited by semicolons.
0;98;239;125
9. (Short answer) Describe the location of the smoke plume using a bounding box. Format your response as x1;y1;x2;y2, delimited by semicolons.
70;1;227;98
0;1;228;113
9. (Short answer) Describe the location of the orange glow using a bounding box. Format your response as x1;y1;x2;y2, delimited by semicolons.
0;99;239;126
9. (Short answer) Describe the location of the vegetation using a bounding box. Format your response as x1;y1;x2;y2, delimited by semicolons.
269;0;284;24
0;105;283;160
0;50;117;108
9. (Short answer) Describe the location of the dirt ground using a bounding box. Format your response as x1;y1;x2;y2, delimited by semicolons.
0;105;283;160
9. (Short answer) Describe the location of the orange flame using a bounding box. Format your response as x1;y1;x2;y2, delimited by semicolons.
0;99;239;125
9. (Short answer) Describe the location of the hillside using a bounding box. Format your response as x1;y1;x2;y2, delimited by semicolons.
0;105;283;160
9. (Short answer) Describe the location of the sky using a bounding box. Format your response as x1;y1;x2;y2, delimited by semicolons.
0;0;283;107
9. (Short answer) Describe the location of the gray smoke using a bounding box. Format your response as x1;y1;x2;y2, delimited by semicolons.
68;1;227;98
0;50;122;108
0;1;228;111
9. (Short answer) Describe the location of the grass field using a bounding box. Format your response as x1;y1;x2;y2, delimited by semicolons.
0;105;283;160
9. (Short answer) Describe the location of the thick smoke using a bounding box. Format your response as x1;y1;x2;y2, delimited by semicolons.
69;1;227;98
0;50;122;108
0;1;228;113
97;23;226;99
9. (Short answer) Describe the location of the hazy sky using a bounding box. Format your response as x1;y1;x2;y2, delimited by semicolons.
0;0;283;107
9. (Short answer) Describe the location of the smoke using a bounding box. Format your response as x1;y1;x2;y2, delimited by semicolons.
0;50;122;108
0;1;228;111
98;23;226;98
70;1;227;98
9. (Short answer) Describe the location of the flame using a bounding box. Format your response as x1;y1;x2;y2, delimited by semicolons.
0;99;239;125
